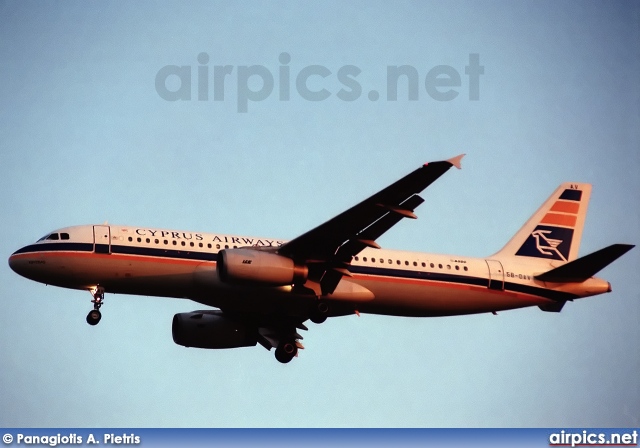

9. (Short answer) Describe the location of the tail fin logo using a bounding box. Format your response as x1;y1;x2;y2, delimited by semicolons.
493;184;590;262
515;225;574;261
531;229;567;261
513;187;586;261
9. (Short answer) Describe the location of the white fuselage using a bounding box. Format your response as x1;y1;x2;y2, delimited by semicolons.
8;224;611;319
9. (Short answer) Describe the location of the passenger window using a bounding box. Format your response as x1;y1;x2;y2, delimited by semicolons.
181;241;186;246
388;259;392;264
128;236;133;242
206;243;210;248
430;263;434;268
355;256;359;261
438;264;443;269
172;240;177;245
455;265;459;270
190;242;194;247
137;237;142;243
164;240;168;245
413;261;417;267
154;239;159;244
396;260;401;265
447;265;451;270
146;238;150;243
464;266;468;271
363;257;367;262
405;261;409;266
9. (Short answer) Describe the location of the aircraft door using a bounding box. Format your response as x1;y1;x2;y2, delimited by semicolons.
93;225;111;254
485;259;504;290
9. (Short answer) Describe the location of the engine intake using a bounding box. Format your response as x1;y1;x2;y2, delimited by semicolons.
217;248;308;286
172;311;258;349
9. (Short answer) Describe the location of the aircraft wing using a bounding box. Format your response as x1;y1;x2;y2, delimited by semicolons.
277;154;464;294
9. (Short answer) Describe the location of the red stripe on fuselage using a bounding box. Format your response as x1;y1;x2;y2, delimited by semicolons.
14;250;550;305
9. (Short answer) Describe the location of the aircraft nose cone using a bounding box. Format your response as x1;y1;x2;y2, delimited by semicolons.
8;247;52;284
8;252;19;274
8;249;32;278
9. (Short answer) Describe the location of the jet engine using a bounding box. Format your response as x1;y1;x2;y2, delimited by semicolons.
217;248;308;286
172;311;258;349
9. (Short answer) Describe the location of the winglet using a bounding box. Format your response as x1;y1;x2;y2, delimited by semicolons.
446;153;465;170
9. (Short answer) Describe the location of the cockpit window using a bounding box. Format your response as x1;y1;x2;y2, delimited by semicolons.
37;233;61;242
37;232;70;242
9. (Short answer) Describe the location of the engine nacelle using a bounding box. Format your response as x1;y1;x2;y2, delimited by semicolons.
217;248;308;286
172;311;258;349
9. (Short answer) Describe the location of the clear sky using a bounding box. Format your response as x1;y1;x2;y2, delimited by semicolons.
1;1;638;427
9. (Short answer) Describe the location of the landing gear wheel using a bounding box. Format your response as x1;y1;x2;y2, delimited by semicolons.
86;309;102;326
309;300;329;324
275;341;298;363
310;314;327;324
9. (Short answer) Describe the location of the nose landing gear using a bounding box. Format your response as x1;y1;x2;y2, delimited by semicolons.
86;286;105;326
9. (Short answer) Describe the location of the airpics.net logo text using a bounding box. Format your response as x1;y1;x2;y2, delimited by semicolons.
155;52;484;112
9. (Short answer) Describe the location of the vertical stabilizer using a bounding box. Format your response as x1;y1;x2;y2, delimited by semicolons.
492;183;591;263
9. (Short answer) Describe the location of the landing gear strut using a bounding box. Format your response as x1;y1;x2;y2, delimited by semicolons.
86;286;104;326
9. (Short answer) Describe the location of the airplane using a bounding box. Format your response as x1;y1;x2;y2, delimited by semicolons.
8;155;634;363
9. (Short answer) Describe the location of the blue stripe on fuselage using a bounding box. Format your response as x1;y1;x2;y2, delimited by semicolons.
12;242;94;255
111;244;218;262
349;264;488;287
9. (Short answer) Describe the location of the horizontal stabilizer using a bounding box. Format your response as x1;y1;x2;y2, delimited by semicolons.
535;244;634;283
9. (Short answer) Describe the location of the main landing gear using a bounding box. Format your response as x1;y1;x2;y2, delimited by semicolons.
309;300;329;324
263;324;306;364
275;339;299;364
86;286;105;326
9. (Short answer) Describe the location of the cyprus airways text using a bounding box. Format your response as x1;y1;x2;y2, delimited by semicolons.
134;229;284;247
